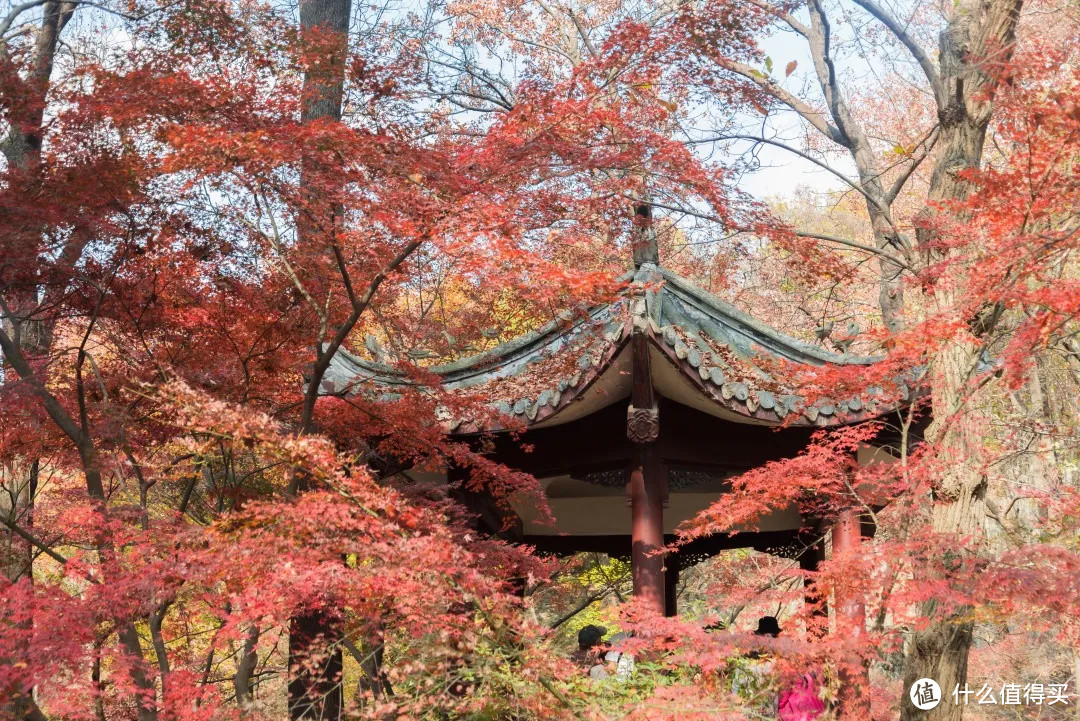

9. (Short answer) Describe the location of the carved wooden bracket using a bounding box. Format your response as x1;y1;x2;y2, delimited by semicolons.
627;404;659;444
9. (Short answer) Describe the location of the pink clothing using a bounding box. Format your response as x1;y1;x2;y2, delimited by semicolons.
778;673;826;721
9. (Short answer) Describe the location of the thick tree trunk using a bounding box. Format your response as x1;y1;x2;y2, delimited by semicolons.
899;0;1021;717
298;0;351;126
900;338;987;721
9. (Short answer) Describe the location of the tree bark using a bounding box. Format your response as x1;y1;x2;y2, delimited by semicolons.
899;0;1022;717
804;0;910;333
287;0;351;717
351;631;392;701
288;610;344;721
1;6;79;720
235;624;261;708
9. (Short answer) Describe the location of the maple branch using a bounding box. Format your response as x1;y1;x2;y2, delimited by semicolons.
0;514;68;565
330;243;358;308
198;618;226;694
0;315;106;502
805;0;854;149
0;0;77;40
149;600;173;694
637;197;912;271
565;9;598;59
74;272;111;440
0;0;51;38
793;230;914;272
548;588;613;630
884;125;940;203
422;49;516;111
467;12;576;64
744;0;809;35
0;0;176;39
1;314;155;720
705;133;892;215
537;676;585;720
850;0;943;104
717;59;844;144
301;234;427;435
251;189;328;336
722;562;801;628
841;470;879;529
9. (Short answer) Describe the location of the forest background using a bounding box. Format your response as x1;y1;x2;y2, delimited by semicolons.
2;0;1080;718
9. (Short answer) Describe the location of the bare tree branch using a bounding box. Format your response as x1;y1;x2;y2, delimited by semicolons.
885;125;940;203
0;514;68;565
850;0;944;103
717;59;845;144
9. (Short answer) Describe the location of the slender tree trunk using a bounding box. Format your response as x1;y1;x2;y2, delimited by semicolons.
1;5;77;719
804;0;910;333
0;460;36;582
0;461;40;721
287;0;351;717
288;609;344;720
235;624;261;708
353;631;392;701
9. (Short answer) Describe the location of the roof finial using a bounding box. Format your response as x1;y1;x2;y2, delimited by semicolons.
632;201;659;268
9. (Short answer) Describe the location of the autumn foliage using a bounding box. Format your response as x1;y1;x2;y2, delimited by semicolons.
3;0;1080;719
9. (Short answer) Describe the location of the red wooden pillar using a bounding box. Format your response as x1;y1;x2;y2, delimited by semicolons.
629;453;665;616
627;320;666;615
831;510;866;630
832;509;870;717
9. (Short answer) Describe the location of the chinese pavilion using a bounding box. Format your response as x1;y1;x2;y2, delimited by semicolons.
319;213;911;618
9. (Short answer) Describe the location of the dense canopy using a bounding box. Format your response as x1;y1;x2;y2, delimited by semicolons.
2;0;1080;719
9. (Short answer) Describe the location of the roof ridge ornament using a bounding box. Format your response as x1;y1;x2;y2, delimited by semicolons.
628;264;663;334
632;202;660;268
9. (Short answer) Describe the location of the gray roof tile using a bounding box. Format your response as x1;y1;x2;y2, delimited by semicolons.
318;264;912;431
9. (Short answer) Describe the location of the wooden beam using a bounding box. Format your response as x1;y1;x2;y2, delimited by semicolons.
521;529;808;557
480;399;814;478
627;334;659;443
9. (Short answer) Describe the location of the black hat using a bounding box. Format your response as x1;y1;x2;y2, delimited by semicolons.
755;616;781;637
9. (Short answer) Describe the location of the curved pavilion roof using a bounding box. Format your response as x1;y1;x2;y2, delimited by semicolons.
321;263;911;433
